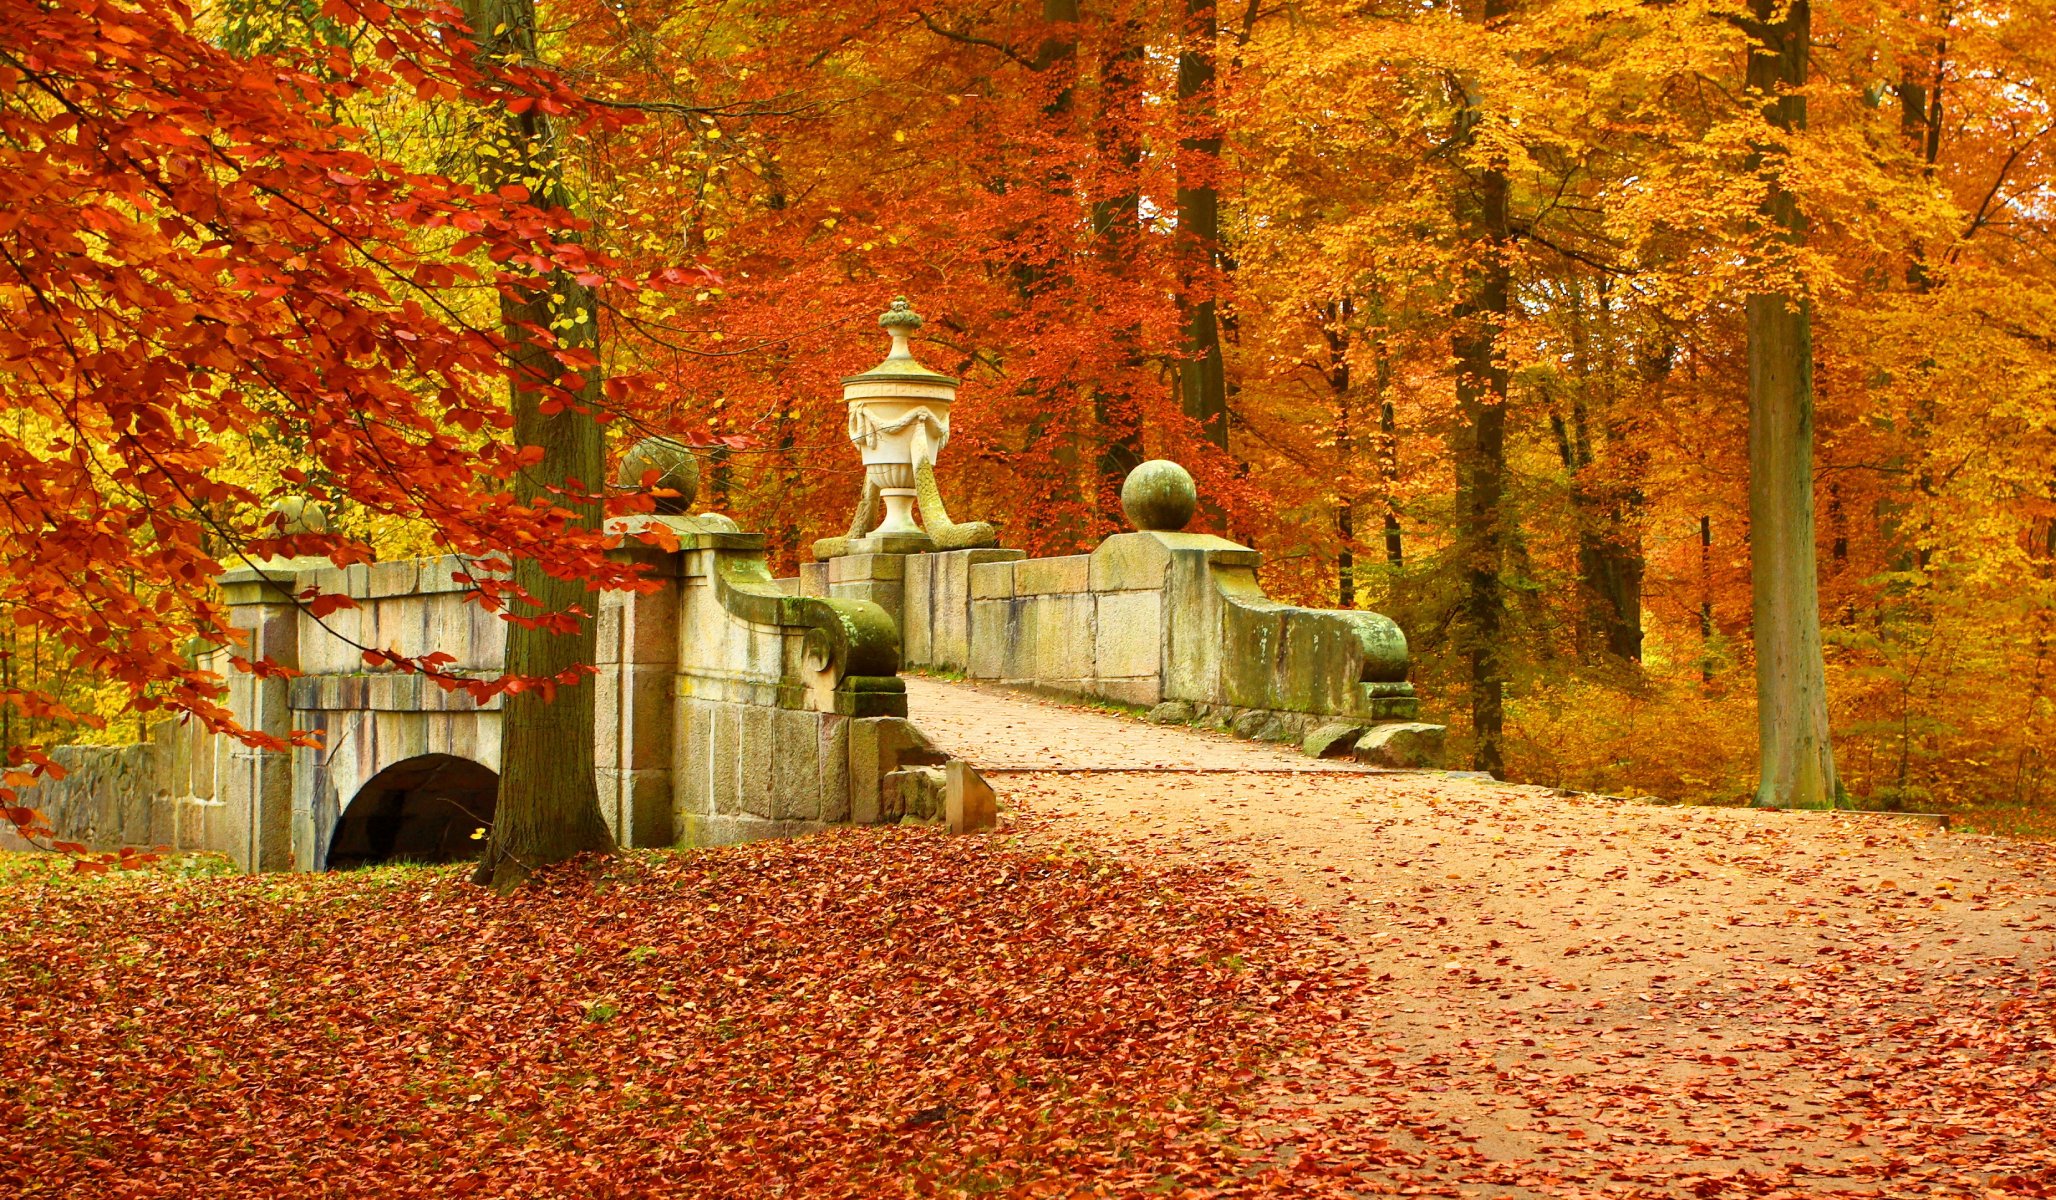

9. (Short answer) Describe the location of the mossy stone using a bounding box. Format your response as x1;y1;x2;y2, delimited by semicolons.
1121;460;1198;532
619;437;700;514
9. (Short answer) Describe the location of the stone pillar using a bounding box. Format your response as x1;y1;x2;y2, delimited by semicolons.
216;565;303;872
801;552;910;632
596;543;682;848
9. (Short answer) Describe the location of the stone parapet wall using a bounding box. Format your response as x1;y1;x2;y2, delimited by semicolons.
7;714;245;863
804;529;1425;736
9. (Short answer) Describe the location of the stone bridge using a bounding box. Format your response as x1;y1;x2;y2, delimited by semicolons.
22;307;1441;871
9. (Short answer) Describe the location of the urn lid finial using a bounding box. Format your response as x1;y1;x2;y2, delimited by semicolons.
842;293;958;389
879;296;923;334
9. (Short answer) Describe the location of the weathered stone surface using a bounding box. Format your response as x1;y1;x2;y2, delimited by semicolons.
847;717;942;825
770;707;824;821
903;548;1025;671
618;436;700;512
1230;709;1273;740
1012;554;1089;596
1087;531;1173;593
1303;722;1367;759
1147;701;1197;725
882;766;946;822
1354;722;1447;769
945;761;996;833
969;560;1016;599
1120;460;1198;532
1093;590;1162;683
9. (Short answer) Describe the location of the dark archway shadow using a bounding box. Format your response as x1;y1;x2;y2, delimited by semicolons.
327;754;498;870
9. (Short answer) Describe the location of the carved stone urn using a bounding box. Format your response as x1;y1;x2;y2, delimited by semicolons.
813;298;997;560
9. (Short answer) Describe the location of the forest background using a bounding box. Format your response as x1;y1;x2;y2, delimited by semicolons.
7;0;2056;831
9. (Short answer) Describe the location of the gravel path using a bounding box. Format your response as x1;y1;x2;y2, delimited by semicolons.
908;676;2056;1197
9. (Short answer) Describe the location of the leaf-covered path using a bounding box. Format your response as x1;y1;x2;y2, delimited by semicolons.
4;684;2052;1199
911;677;2056;1197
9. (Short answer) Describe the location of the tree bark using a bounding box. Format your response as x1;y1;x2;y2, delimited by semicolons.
1379;353;1404;567
461;0;617;885
1557;279;1645;662
1745;0;1838;808
1175;0;1228;453
1323;300;1357;606
1092;12;1146;509
1452;0;1511;777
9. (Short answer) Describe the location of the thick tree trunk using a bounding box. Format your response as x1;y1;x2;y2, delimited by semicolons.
462;0;617;884
1745;0;1838;808
1175;0;1228;453
1452;0;1511;777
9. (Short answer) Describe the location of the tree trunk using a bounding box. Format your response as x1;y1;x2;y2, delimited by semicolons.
1092;13;1146;511
1323;300;1357;606
462;0;617;885
1558;279;1645;662
1175;0;1228;453
1379;352;1404;567
1452;0;1511;777
1745;0;1838;808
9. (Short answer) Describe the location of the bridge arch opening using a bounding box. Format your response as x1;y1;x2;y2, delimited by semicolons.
326;754;498;870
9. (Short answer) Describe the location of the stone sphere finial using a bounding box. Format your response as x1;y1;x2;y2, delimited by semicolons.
267;495;329;537
618;436;700;515
879;296;923;334
1121;460;1198;532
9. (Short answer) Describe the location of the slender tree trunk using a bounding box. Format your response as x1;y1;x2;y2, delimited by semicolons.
1452;0;1511;777
1092;14;1146;511
1745;0;1838;808
1176;0;1228;453
462;0;617;885
1699;514;1715;684
1323;300;1357;606
1558;279;1645;662
1378;350;1404;566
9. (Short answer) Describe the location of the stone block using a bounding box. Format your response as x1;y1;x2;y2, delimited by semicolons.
1303;722;1367;759
883;766;946;822
367;560;420;598
797;561;829;598
626;769;674;847
945;761;996;833
1231;708;1290;742
1089;678;1161;708
1013;555;1089;596
827;580;903;613
969;561;1016;600
1147;701;1196;725
596;599;625;666
1093;590;1162;681
623;667;674;772
708;704;740;817
1354;722;1447;769
902;554;936;667
848;717;944;825
817;715;851;823
771;708;822;822
846;717;886;825
1087;532;1173;593
675;700;714;818
967;600;1011;680
828;552;906;584
912;549;1026;672
738;705;776;818
1025;593;1095;684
